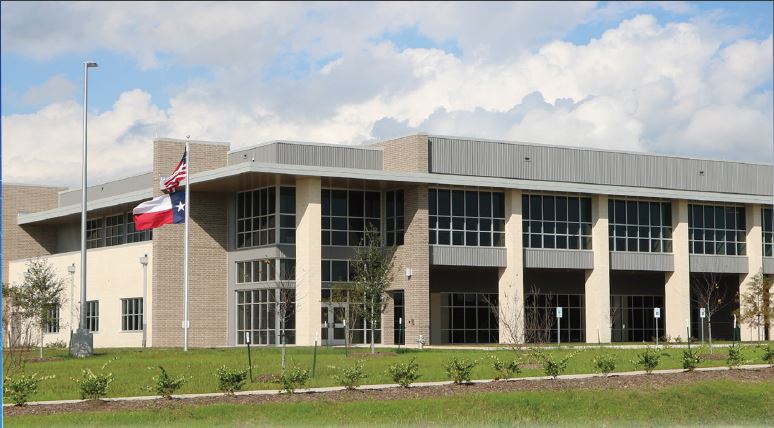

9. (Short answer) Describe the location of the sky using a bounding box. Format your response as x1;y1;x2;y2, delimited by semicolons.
1;1;772;187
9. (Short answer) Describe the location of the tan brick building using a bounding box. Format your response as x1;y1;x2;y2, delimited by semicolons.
5;135;774;348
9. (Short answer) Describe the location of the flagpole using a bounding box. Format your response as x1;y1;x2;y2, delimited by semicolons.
184;137;191;352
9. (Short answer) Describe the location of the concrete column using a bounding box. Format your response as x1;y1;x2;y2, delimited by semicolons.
294;177;321;346
584;195;611;343
498;190;524;344
740;205;763;341
665;200;690;340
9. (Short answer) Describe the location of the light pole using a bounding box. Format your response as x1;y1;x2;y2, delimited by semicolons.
73;60;98;357
67;264;76;335
140;254;149;347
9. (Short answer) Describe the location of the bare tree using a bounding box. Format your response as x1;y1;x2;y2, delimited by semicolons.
691;272;733;352
738;269;773;343
349;227;394;354
607;298;622;344
10;258;66;359
485;285;555;347
276;261;297;372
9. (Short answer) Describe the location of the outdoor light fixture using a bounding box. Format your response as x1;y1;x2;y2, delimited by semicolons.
73;59;98;357
67;264;76;335
140;254;149;347
405;267;413;278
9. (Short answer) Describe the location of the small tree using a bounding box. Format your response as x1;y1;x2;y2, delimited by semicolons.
692;272;732;352
349;227;394;354
11;258;66;359
738;270;773;343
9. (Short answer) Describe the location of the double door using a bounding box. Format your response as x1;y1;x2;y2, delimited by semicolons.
321;303;348;346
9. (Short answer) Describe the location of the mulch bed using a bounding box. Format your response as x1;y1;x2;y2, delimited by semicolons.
6;367;773;417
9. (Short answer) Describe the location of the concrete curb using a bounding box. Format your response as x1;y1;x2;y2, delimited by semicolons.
6;364;771;407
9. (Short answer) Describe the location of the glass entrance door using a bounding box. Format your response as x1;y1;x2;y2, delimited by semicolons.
321;303;347;346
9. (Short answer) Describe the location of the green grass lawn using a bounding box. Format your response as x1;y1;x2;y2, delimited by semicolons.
6;378;773;427
4;344;772;403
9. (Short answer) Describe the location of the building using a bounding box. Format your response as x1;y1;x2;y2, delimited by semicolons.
4;134;773;348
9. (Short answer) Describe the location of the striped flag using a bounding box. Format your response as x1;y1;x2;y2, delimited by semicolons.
132;191;186;230
163;150;187;192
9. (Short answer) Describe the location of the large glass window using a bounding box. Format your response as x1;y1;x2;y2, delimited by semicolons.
236;259;277;283
764;208;773;257
429;189;505;247
279;259;295;280
126;212;152;243
121;298;143;331
386;190;405;246
104;214;125;246
279;187;296;244
524;293;585;343
523;195;592;250
688;204;746;255
321;259;355;283
236;289;295;345
45;304;60;333
608;199;672;253
321;189;380;246
610;295;664;342
439;292;498;343
86;300;99;332
236;186;276;248
86;219;104;249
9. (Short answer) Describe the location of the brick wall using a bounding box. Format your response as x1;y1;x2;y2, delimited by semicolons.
385;184;429;345
151;139;229;347
2;184;64;284
372;134;429;173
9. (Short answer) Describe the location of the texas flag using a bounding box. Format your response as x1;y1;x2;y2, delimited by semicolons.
132;191;186;231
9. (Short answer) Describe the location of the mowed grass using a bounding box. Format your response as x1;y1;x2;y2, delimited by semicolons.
4;344;772;403
7;379;774;427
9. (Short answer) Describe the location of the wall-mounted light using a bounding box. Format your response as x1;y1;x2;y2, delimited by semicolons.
405;267;413;278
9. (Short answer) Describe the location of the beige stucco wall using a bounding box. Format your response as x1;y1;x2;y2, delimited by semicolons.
665;200;691;340
740;204;763;341
498;189;524;344
585;195;611;343
294;177;322;346
8;241;153;348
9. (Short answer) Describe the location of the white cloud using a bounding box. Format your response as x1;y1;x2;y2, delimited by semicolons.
1;5;772;186
20;74;76;108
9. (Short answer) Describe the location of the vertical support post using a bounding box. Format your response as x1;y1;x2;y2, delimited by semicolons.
140;254;148;348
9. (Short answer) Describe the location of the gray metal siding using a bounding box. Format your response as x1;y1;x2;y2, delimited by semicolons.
524;249;594;270
429;246;506;267
689;255;748;273
229;142;382;170
763;258;774;275
429;137;772;196
59;173;153;206
610;252;674;272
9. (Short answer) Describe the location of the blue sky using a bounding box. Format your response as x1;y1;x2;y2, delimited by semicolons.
1;1;772;186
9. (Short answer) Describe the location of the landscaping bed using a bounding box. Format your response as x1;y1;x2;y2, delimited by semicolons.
6;365;773;417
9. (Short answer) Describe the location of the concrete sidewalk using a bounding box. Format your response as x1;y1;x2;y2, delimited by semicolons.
6;363;771;408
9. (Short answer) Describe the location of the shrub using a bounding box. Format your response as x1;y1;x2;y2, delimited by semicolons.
147;366;188;399
445;357;477;384
3;373;53;406
682;348;702;371
216;365;248;395
387;358;421;388
535;352;576;379
593;353;616;376
77;368;114;400
633;347;662;374
279;366;310;394
45;340;68;349
762;345;774;364
333;360;367;390
490;355;522;380
727;343;744;369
